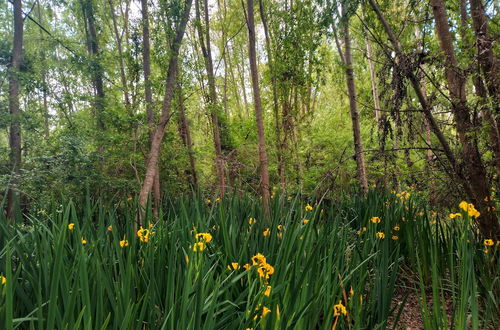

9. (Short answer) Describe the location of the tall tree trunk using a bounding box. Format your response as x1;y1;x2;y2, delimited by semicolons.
245;0;271;214
6;0;24;222
259;0;285;193
82;0;106;132
178;88;199;192
337;11;369;194
109;0;131;111
138;0;192;222
469;0;500;180
195;0;226;196
365;37;382;128
141;0;160;220
37;2;49;139
430;0;497;237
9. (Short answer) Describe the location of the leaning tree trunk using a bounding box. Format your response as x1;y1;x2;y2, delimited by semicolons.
141;0;160;220
430;0;497;237
138;0;192;223
245;0;271;215
6;0;24;222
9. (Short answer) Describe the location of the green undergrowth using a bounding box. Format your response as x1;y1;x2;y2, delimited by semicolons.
0;190;498;329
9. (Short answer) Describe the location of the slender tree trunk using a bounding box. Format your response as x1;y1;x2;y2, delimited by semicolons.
245;0;271;214
139;0;192;222
365;38;382;127
195;0;226;195
82;0;106;132
37;2;49;139
141;0;160;220
337;11;369;194
6;0;24;221
430;0;497;236
178;88;199;192
259;0;285;193
109;0;131;110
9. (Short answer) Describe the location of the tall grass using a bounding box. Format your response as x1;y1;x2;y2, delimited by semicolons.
0;190;498;329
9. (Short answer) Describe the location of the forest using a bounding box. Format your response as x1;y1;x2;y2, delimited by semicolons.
0;0;498;328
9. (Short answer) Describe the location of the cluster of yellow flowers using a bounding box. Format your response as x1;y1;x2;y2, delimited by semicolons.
305;204;313;211
395;191;410;201
120;237;129;248
483;239;494;247
250;305;272;321
191;232;213;252
370;217;381;224
251;253;275;281
459;201;480;218
248;217;256;225
137;226;151;243
263;228;270;236
333;300;347;316
376;232;385;239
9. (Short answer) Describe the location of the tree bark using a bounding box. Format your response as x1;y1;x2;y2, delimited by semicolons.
81;0;106;132
335;10;369;194
109;0;131;111
195;0;226;196
430;0;497;237
177;88;199;192
141;0;160;220
245;0;271;214
469;0;500;179
259;0;285;193
6;0;24;222
365;37;382;128
138;0;192;222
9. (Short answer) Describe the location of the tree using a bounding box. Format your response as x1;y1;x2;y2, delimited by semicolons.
80;0;106;133
141;0;160;219
6;0;24;221
333;5;369;194
430;0;497;237
138;0;193;221
244;0;271;213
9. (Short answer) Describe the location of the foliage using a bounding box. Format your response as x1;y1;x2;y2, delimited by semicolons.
1;192;498;329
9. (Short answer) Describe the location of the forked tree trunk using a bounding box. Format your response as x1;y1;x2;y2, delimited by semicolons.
245;0;271;214
6;0;24;222
195;0;226;196
141;0;160;220
138;0;192;222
